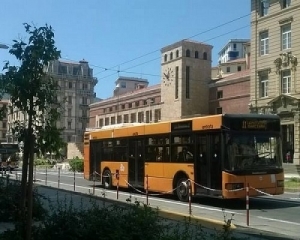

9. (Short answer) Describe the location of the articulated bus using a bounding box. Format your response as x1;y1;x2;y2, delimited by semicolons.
84;114;284;201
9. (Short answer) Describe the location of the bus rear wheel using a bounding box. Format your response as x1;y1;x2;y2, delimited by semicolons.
176;178;189;202
102;169;112;189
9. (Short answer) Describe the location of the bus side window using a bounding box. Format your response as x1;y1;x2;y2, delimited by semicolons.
146;147;156;162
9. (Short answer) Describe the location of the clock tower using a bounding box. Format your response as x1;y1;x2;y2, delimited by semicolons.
160;40;213;121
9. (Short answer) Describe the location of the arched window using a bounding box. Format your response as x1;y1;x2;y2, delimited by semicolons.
186;49;190;57
176;50;179;58
195;51;199;59
164;54;167;62
203;52;207;60
170;52;173;60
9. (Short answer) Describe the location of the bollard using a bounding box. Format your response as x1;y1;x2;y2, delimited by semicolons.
246;183;250;226
34;164;37;182
93;171;96;195
6;174;9;186
58;167;61;188
146;174;149;205
73;170;76;192
188;180;192;216
45;166;48;185
116;170;119;200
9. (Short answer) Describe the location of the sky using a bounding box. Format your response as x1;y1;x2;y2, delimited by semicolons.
0;0;251;99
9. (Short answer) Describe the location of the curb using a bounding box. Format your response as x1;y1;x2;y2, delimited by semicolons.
157;209;236;231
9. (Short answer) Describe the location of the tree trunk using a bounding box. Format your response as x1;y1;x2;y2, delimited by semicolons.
18;134;30;231
24;98;35;240
26;132;35;240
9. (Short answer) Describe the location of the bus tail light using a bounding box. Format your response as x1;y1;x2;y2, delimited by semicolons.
277;180;284;187
225;183;244;190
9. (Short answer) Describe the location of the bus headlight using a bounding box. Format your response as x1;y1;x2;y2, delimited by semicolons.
225;183;244;190
277;180;284;187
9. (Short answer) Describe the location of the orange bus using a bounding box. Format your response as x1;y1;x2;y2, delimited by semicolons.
84;114;284;201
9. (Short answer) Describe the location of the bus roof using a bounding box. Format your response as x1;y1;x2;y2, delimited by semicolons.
85;114;280;140
223;113;280;120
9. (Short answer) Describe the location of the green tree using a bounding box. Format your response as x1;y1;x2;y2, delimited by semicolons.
1;23;64;240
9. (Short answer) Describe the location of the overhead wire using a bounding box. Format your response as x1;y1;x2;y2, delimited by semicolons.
1;13;251;83
92;13;251;77
96;24;250;82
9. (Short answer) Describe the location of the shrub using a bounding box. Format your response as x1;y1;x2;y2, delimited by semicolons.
0;176;47;222
69;157;83;172
0;196;238;240
34;158;50;166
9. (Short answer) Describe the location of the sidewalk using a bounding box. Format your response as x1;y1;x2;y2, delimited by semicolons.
285;173;300;179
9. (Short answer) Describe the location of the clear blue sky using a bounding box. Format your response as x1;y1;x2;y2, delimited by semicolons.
0;0;250;99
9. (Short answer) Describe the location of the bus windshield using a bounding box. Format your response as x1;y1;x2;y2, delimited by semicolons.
225;133;282;171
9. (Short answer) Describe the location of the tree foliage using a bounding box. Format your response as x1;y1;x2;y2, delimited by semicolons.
2;23;65;156
0;23;65;239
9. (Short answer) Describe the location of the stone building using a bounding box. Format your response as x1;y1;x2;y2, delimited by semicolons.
161;40;213;120
89;77;161;128
7;59;98;158
249;0;300;164
0;99;8;142
89;39;250;129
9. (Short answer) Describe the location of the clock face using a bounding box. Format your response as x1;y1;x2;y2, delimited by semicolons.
163;67;174;86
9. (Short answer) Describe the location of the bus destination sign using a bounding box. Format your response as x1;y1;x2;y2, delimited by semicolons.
242;120;267;130
171;120;192;132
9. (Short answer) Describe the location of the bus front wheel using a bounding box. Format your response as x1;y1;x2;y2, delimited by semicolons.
176;178;189;202
102;169;112;189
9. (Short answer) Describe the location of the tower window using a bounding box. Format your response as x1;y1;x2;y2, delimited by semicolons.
186;49;190;57
203;52;207;60
164;54;167;62
195;51;199;59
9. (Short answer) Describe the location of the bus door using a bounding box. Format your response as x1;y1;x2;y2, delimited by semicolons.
128;139;144;187
196;135;209;195
90;140;102;180
196;133;222;196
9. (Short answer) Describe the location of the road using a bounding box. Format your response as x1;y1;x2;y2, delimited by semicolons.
8;169;300;239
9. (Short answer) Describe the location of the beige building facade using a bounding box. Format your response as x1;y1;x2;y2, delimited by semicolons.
89;78;161;128
90;40;213;127
0;99;8;142
89;40;251;130
7;59;98;148
249;0;300;164
161;40;213;120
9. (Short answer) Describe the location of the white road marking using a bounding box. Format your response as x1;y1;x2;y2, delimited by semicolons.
257;216;300;226
35;171;83;179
